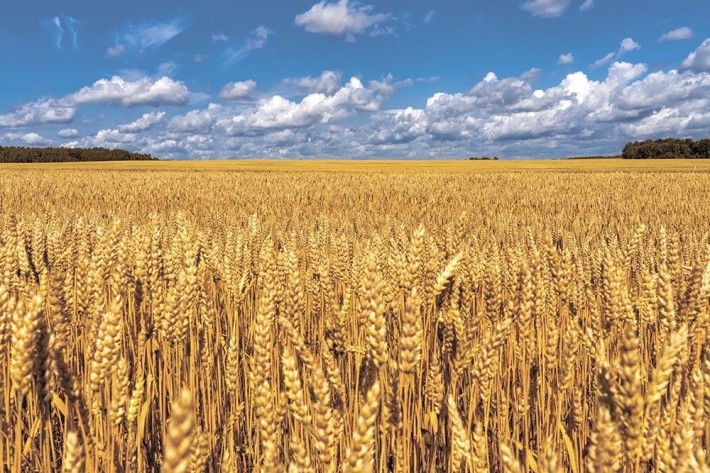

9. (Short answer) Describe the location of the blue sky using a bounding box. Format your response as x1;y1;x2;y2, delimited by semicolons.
0;0;708;158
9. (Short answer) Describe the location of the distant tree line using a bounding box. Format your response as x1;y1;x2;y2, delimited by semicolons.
622;138;710;159
468;156;499;160
0;146;155;163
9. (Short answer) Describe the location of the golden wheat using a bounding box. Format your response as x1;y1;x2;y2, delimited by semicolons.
0;163;708;472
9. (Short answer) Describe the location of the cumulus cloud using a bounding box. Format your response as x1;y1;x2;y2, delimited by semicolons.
59;58;707;159
130;61;701;158
591;38;640;68
0;131;51;146
288;70;343;94
681;39;710;72
223;26;274;67
169;104;222;132
3;42;708;159
22;132;51;145
351;59;708;156
369;74;413;94
615;69;710;140
94;128;137;144
521;0;572;18
557;53;575;65
0;99;76;127
618;105;710;138
220;80;257;100
0;75;189;128
284;71;408;99
58;128;79;138
212;33;228;42
265;129;299;145
108;18;184;57
619;37;640;54
659;27;694;42
368;107;426;144
219;76;387;134
118;112;166;133
295;0;390;39
70;76;189;107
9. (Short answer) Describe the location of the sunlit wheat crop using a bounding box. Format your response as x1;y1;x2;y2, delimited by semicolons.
1;161;708;472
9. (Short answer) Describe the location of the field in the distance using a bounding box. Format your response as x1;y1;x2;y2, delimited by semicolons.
0;160;708;472
3;157;710;173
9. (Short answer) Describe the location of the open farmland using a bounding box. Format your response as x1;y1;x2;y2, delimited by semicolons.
0;160;709;472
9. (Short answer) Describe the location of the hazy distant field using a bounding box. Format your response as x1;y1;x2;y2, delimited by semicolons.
3;157;710;173
1;161;708;472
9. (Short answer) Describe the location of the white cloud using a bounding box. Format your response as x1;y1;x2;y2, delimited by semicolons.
108;18;184;57
619;37;640;54
212;33;228;42
591;52;616;69
51;17;63;48
368;107;426;144
591;38;640;69
118;112;166;133
617;69;710;111
58;128;79;138
94;128;137;144
521;0;572;18
681;39;710;72
43;15;80;51
369;74;413;95
44;16;64;50
0;75;188;128
289;70;343;94
579;0;594;11
265;129;298;145
65;17;80;48
355;60;706;154
22;132;51;145
281;71;407;100
169;104;222;132
557;53;575;65
618;103;710;138
0;99;76;127
220;80;257;100
223;26;274;67
3;47;709;159
157;62;179;77
659;27;694;42
71;76;189;107
219;76;387;134
295;0;390;38
106;45;126;58
55;61;703;159
247;26;272;49
2;133;21;141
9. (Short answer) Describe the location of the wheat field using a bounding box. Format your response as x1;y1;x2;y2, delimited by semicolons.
0;160;709;472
